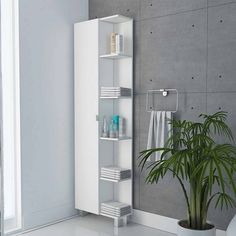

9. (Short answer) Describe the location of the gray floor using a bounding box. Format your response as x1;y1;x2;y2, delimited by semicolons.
17;214;175;236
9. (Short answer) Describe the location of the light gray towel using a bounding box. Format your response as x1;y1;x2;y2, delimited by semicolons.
147;111;172;161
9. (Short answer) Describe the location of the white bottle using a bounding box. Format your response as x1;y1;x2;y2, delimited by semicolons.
115;34;124;54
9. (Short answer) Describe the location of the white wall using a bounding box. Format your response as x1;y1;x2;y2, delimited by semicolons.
19;0;88;230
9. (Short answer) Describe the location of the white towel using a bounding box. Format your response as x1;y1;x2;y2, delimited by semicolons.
147;111;172;161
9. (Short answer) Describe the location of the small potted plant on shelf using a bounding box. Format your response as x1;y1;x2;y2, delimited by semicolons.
139;112;236;236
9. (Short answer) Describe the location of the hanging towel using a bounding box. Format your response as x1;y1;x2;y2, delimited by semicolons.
147;111;172;161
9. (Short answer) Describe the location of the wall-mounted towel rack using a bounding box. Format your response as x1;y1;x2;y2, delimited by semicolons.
146;89;179;113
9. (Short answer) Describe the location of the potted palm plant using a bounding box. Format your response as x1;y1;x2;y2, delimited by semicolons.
139;112;236;236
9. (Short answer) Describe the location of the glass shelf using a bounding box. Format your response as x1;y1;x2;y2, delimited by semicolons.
100;95;131;99
100;177;131;183
100;53;131;59
100;137;131;141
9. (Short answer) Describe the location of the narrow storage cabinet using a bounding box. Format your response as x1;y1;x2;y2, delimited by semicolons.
74;15;133;227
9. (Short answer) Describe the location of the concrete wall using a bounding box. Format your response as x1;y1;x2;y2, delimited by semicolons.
89;0;236;230
19;0;88;230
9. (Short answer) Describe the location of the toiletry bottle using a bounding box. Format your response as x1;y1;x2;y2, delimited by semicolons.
110;33;117;54
102;116;108;137
115;34;124;54
113;115;119;138
109;117;115;138
119;117;126;138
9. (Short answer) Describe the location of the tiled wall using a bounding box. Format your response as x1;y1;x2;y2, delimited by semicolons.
89;0;236;230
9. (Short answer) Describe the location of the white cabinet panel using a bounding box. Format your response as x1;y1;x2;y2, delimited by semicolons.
74;20;99;214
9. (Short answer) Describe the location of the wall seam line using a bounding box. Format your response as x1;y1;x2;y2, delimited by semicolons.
136;7;207;23
206;0;209;113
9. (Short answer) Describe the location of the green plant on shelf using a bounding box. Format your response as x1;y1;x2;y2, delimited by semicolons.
139;111;236;230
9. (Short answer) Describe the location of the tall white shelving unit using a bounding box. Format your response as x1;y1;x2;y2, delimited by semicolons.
74;15;133;227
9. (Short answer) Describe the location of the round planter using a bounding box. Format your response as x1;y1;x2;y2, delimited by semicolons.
177;220;216;236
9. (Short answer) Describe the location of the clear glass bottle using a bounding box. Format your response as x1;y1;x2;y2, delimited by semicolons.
119;117;126;138
102;116;108;137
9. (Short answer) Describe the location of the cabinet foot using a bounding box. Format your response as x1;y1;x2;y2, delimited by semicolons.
78;210;88;217
114;216;128;227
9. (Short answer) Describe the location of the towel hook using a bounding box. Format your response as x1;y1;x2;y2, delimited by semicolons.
160;89;168;97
